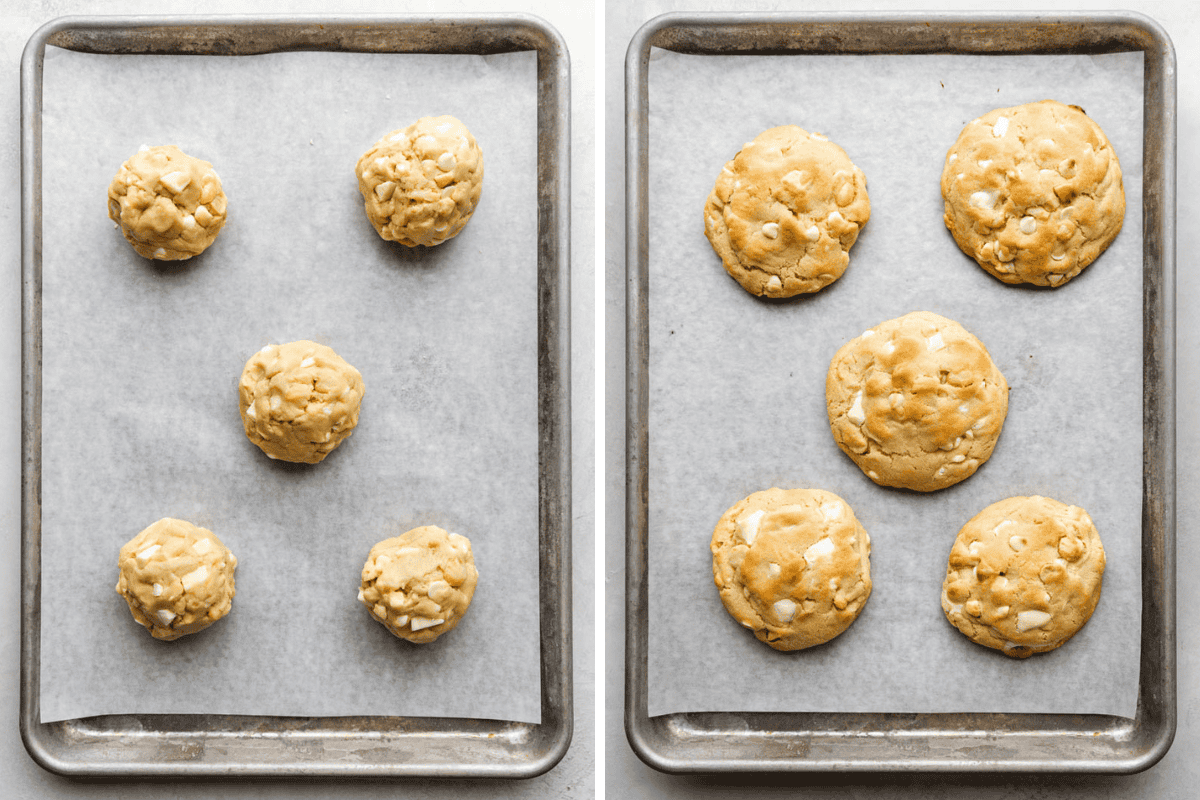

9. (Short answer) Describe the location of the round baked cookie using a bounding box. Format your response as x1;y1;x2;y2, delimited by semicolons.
826;311;1009;492
107;145;227;260
941;496;1105;658
115;518;237;641
703;125;870;298
358;526;479;644
238;340;365;464
711;487;871;651
941;99;1124;287
355;115;484;247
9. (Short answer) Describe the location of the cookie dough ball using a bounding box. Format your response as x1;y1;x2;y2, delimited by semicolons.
355;115;484;247
238;340;365;464
711;488;872;651
942;496;1105;658
115;518;237;641
941;100;1124;287
359;526;479;644
107;145;227;260
826;311;1009;492
704;125;870;298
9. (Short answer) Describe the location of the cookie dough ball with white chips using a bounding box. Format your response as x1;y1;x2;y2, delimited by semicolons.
238;340;365;464
355;115;484;247
115;518;237;641
711;488;872;651
704;125;870;298
942;496;1105;658
826;311;1009;492
107;145;227;260
359;526;479;644
941;100;1124;287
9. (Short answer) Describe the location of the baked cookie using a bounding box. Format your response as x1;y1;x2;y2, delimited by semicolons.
355;115;484;247
358;526;479;644
711;487;871;651
941;100;1124;287
941;496;1105;658
115;518;237;640
238;340;365;464
703;125;870;298
107;145;227;260
826;311;1009;492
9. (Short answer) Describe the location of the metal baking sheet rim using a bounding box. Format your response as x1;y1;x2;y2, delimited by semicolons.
19;14;571;779
624;11;1175;774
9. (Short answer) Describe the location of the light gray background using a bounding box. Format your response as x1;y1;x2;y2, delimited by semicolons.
1;0;594;797
608;0;1198;797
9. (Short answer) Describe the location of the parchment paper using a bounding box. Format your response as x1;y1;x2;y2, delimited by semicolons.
647;50;1144;717
40;45;541;724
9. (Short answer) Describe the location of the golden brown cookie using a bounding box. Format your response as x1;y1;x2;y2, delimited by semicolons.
941;496;1105;658
941;100;1124;287
115;518;237;640
703;126;870;297
107;145;227;260
359;526;479;644
711;487;871;651
355;115;484;247
238;340;365;464
826;311;1009;492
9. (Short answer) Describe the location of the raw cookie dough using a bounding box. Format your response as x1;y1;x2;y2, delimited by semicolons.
115;518;237;641
826;311;1009;492
941;100;1124;287
941;496;1105;658
355;115;484;247
703;125;870;298
107;145;227;260
711;487;872;651
238;340;365;464
358;526;479;644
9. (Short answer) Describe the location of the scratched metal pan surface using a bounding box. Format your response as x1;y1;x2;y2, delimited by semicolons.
20;15;570;778
625;11;1175;773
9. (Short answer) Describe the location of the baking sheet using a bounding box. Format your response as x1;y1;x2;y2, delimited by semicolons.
39;45;541;724
646;49;1143;718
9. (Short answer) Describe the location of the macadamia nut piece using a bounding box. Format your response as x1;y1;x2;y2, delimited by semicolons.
355;115;484;247
238;340;365;464
115;518;237;640
107;145;227;260
359;526;479;643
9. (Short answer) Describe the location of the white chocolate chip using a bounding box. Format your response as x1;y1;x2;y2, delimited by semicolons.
927;332;945;351
357;589;365;603
192;537;212;554
803;536;835;564
972;416;989;430
738;510;765;545
152;583;163;597
259;345;275;355
394;615;409;627
159;170;191;194
761;222;780;239
300;357;315;368
1048;273;1066;286
847;390;865;425
136;544;162;563
992;116;1009;137
860;329;875;338
978;159;992;168
270;396;282;411
245;402;257;419
409;617;444;632
805;225;820;242
436;152;456;171
153;248;167;258
827;210;845;226
194;206;213;225
1019;216;1037;234
1009;535;1028;552
1016;610;1052;632
773;598;797;623
951;454;966;463
766;275;782;292
155;609;176;626
969;190;998;209
767;562;781;578
820;502;842;522
181;565;209;591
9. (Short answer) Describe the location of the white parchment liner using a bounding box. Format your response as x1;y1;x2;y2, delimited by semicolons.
40;46;541;724
647;50;1143;717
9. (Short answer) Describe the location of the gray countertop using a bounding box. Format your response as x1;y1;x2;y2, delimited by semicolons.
606;0;1198;796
